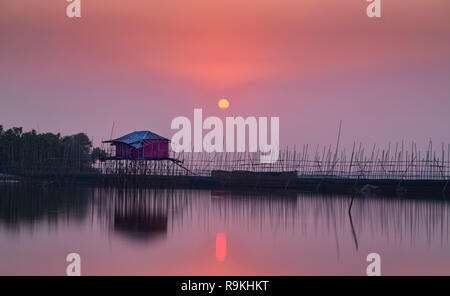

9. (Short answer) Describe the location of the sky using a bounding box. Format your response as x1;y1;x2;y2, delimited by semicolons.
1;0;449;152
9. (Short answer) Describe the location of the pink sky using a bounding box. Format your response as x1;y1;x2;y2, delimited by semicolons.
1;0;449;150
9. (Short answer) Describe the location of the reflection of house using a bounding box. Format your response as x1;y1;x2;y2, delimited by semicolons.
103;131;169;159
114;212;168;241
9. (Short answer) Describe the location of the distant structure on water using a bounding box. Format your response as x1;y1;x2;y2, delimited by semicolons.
99;130;190;176
102;131;170;159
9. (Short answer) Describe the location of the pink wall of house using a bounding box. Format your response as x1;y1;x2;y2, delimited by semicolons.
114;140;169;159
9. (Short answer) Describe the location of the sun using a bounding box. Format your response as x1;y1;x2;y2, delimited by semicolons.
218;98;230;110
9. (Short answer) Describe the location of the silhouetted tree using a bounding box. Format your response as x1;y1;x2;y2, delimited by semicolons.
0;125;106;173
91;147;108;163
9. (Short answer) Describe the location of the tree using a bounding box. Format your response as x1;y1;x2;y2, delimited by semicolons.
91;147;107;163
0;125;102;173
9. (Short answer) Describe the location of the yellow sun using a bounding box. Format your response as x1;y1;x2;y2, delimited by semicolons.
218;98;230;110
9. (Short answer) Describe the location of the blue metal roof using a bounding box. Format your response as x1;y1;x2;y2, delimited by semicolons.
103;131;169;148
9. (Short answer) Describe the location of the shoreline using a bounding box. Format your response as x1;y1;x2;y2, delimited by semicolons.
3;171;449;197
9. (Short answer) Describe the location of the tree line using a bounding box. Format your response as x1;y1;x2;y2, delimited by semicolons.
0;125;106;173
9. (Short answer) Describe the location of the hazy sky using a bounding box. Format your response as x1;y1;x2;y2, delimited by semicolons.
1;0;449;151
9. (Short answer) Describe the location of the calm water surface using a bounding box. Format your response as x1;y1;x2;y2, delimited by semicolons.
0;183;449;275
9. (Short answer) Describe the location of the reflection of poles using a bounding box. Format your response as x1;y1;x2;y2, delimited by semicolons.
348;194;359;251
348;194;355;213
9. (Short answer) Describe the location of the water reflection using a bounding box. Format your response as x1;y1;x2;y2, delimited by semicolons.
215;233;226;262
0;184;450;275
0;184;89;231
1;185;449;247
91;188;188;243
114;212;167;242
